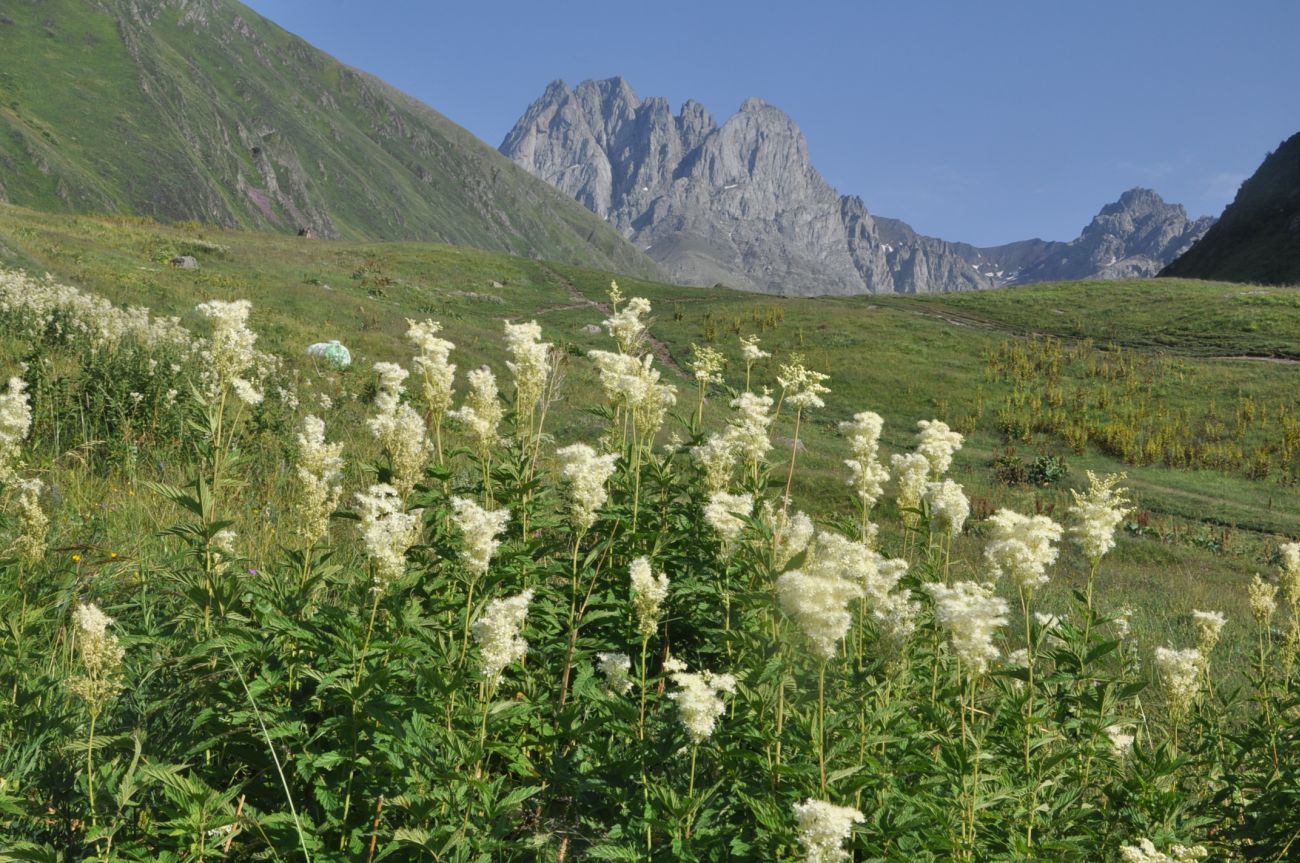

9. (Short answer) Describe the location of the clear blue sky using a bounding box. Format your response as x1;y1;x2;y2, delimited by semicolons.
242;0;1299;247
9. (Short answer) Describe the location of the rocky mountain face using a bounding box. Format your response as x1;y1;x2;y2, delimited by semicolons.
501;78;990;295
1161;131;1300;285
502;78;1213;295
0;0;658;277
977;188;1215;285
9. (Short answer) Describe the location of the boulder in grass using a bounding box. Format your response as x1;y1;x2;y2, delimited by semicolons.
170;255;199;269
306;340;352;368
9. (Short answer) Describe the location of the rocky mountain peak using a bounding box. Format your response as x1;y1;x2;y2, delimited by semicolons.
501;77;1213;294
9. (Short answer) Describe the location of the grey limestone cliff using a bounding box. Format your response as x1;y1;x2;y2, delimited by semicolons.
502;78;1213;295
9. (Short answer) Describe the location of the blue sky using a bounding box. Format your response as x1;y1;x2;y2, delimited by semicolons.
242;0;1299;247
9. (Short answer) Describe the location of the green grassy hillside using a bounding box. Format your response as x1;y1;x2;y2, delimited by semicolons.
1161;130;1300;286
3;203;1300;859
0;0;658;277
1;202;1296;639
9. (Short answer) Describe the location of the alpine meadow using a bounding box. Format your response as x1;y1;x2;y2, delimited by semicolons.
0;204;1297;862
2;0;1300;860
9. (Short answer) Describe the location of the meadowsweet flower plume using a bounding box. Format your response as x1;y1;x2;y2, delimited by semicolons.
504;320;552;416
354;484;423;588
890;452;930;528
1068;471;1133;561
407;318;456;418
596;652;633;694
840;411;889;512
451;497;510;577
1154;646;1202;721
924;479;969;537
11;477;47;564
777;356;830;412
473;589;534;684
1279;541;1300;612
68;602;125;710
690;344;726;387
983;509;1063;592
196;299;262;405
367;362;432;496
629;557;670;637
1119;839;1208;863
449;366;505;458
727;390;774;472
739;334;769;387
923;580;1010;676
704;491;753;549
1192;609;1226;657
915;419;963;478
293;414;344;546
777;563;865;660
1249;574;1278;626
762;502;814;570
0;375;32;482
604;296;652;354
665;657;736;744
556;443;619;533
693;433;738;494
1107;724;1136;757
792;799;864;863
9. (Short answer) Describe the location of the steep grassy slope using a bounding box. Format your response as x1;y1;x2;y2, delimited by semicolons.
1161;131;1300;286
0;0;659;277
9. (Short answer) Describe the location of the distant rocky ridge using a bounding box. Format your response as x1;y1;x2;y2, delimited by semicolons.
502;78;1214;295
1161;131;1300;286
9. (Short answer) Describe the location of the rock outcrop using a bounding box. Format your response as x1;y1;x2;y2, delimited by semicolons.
503;78;1214;295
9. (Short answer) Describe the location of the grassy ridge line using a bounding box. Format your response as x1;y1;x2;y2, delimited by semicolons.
0;0;659;277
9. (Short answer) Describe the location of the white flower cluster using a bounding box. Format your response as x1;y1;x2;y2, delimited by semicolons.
367;362;432;496
603;295;652;353
451;497;510;577
68;602;125;708
1279;541;1300;609
983;509;1063;591
1249;574;1278;625
840;411;890;512
588;350;677;439
0;376;32;482
804;531;916;654
890;452;930;527
196;299;263;405
665;657;736;744
473;589;534;682
596;652;633;694
923;581;1010;675
407;318;456;420
1067;471;1133;561
556;443;619;532
914;419;963;477
629;557;670;638
1192;609;1226;656
11;477;47;564
777;560;864;660
1154;646;1202;719
1107;724;1136;757
1119;839;1208;863
740;334;770;370
704;491;753;547
449;366;505;456
923;479;969;537
690;343;726;386
294;415;344;546
504;320;551;414
354;484;423;588
792;798;864;863
693;390;775;492
777;357;830;412
0;269;191;351
762;503;815;570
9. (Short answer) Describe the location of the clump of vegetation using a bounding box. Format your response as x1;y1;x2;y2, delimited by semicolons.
2;272;1299;861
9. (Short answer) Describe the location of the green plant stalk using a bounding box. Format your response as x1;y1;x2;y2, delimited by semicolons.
817;659;827;796
1020;585;1037;851
340;584;383;850
781;408;803;514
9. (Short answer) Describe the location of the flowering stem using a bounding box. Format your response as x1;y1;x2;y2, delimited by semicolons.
817;659;828;796
86;709;98;828
782;408;802;514
1082;558;1100;643
1020;586;1037;851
